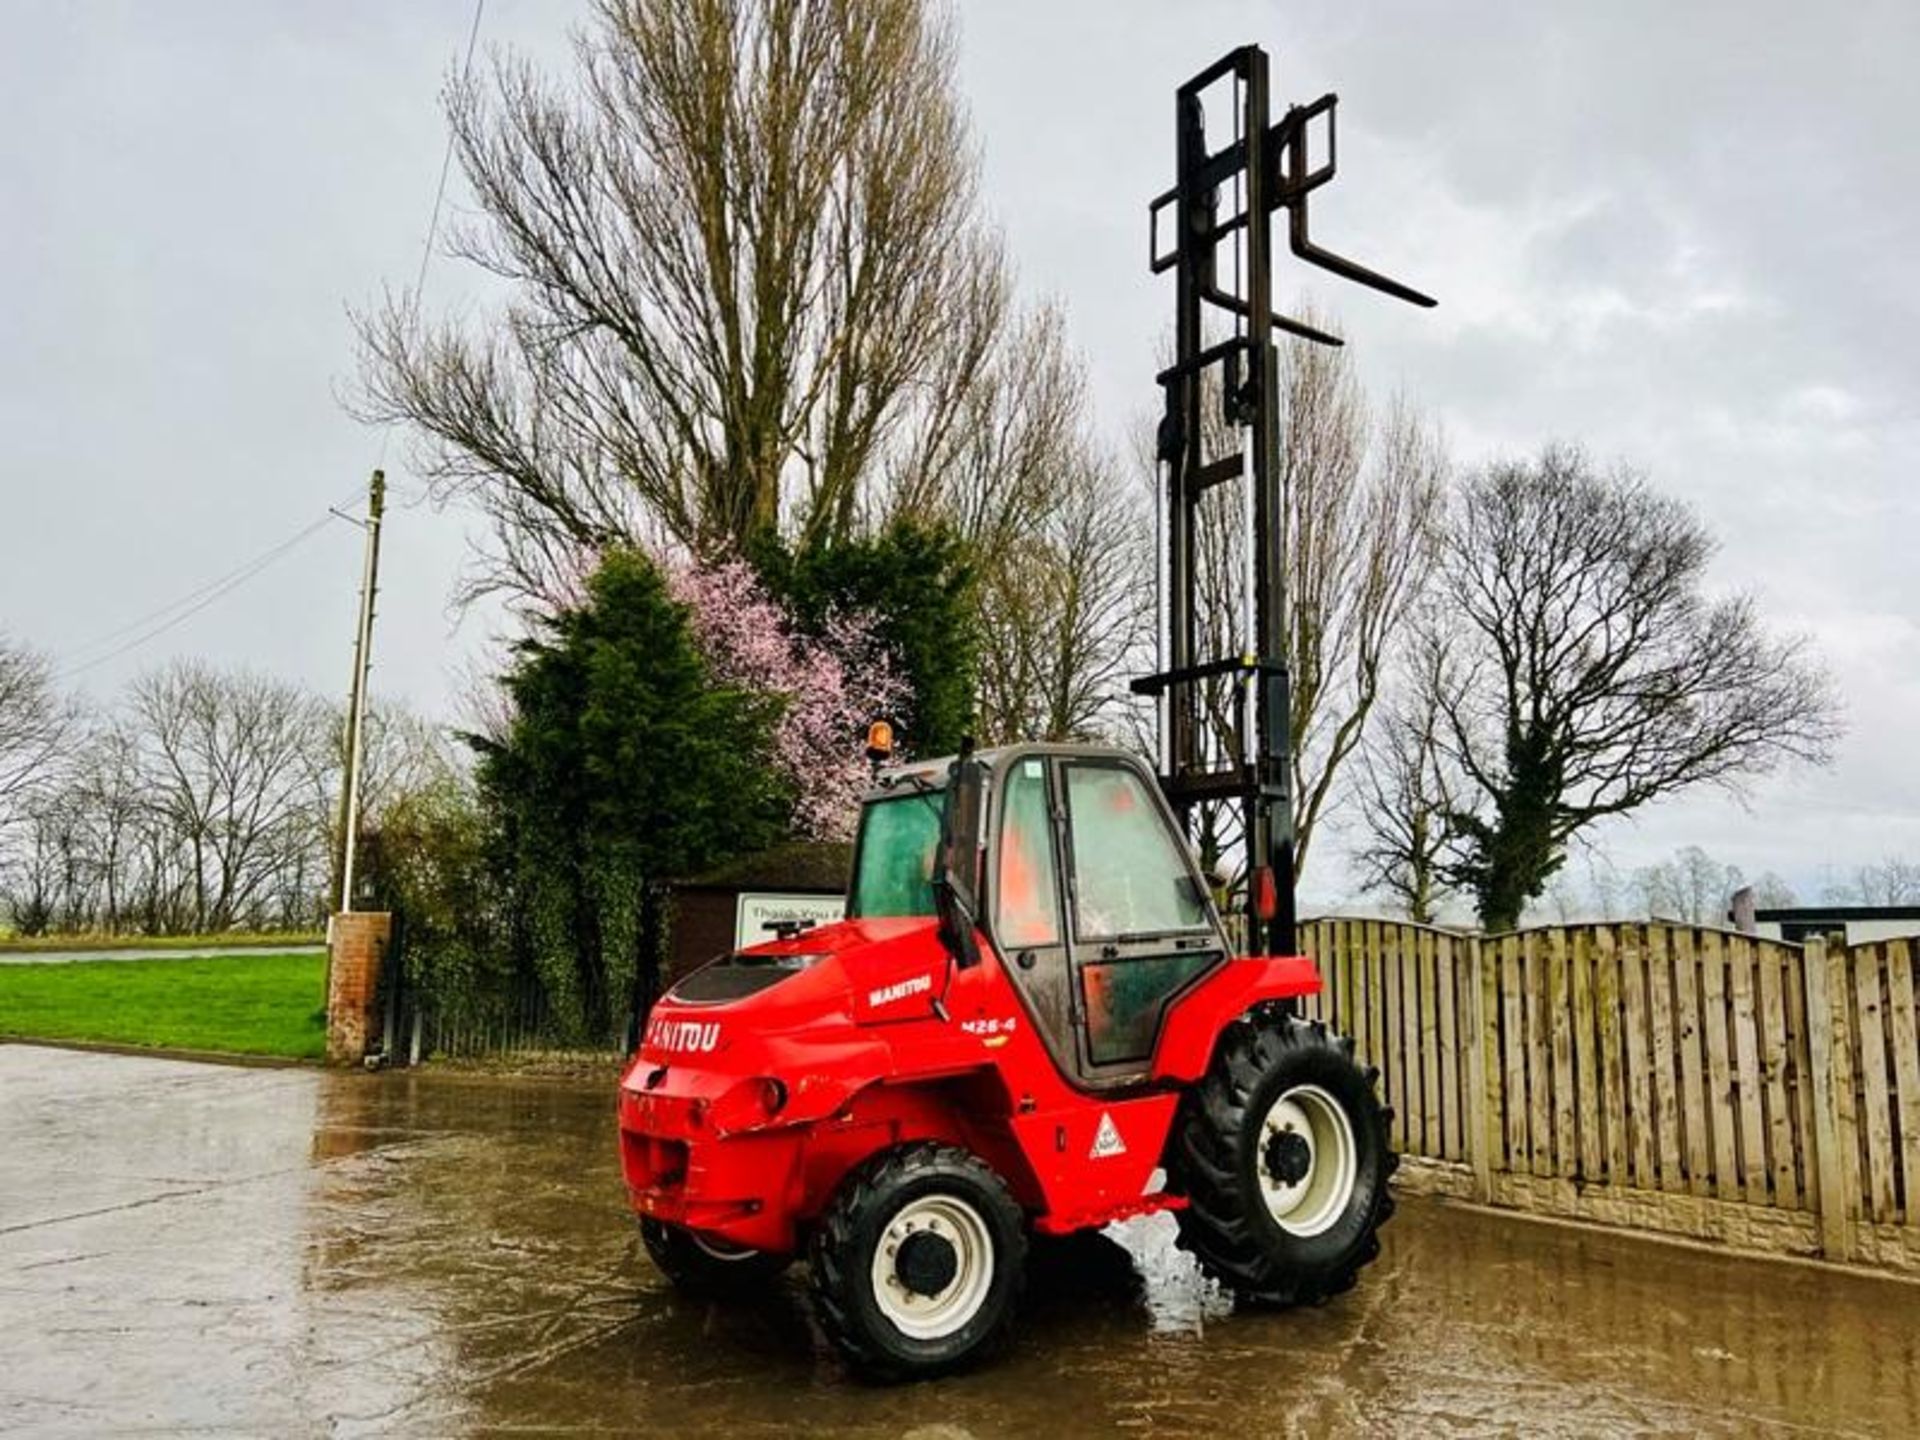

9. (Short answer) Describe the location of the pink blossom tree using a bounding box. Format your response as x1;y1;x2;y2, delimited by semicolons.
667;557;907;840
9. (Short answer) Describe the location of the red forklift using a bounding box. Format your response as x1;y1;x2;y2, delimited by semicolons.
618;44;1433;1379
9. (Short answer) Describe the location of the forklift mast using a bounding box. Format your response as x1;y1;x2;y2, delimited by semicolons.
1133;46;1433;958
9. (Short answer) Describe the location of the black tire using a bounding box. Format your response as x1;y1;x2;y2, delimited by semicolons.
640;1217;790;1297
1167;1013;1396;1307
809;1142;1027;1381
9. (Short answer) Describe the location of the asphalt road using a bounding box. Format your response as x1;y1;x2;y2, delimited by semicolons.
0;943;325;965
4;1042;1917;1437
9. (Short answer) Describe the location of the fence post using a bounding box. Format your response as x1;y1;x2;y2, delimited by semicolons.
1465;932;1496;1203
1803;936;1857;1261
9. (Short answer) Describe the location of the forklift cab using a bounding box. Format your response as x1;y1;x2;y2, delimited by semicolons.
848;743;1231;1089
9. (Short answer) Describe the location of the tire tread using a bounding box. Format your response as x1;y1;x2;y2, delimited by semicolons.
809;1141;1025;1380
1168;1014;1396;1307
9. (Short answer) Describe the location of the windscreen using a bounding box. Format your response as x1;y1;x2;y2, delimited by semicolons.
849;792;943;917
1064;763;1210;938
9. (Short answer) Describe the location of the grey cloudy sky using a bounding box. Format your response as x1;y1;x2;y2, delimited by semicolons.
3;0;1916;906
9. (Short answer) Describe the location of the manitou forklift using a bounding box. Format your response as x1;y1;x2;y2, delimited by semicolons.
618;45;1433;1379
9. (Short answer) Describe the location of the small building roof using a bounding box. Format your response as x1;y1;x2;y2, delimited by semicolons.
676;840;853;894
1754;905;1920;922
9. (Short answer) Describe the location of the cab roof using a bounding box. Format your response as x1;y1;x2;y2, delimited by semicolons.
860;740;1143;804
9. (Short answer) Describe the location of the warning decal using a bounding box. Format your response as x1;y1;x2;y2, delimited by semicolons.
1090;1111;1127;1159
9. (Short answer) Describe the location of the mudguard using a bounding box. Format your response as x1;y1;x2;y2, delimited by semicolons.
1150;954;1322;1083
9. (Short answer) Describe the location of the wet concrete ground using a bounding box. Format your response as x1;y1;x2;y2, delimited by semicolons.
4;1043;1917;1438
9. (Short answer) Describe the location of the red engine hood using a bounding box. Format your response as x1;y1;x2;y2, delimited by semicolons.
631;915;953;1069
622;914;960;1141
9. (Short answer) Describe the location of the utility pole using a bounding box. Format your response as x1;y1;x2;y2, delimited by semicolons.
334;469;386;915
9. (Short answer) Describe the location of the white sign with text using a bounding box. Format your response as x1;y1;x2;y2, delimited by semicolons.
734;892;845;948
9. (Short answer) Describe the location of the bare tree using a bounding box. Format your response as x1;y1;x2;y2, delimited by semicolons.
1635;845;1742;925
1825;856;1920;906
943;311;1152;744
358;0;1014;603
1633;846;1797;924
2;680;434;936
2;718;176;935
318;696;464;907
0;635;72;840
5;798;72;935
1430;446;1841;931
1582;851;1631;921
1288;353;1410;871
973;447;1151;744
889;303;1070;565
53;721;144;929
129;661;330;932
1535;871;1585;925
1353;643;1455;923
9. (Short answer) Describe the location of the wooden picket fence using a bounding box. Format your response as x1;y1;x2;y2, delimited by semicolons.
1296;918;1920;1273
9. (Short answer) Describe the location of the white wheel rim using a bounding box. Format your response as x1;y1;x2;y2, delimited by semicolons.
1257;1084;1358;1238
869;1194;996;1340
690;1232;758;1263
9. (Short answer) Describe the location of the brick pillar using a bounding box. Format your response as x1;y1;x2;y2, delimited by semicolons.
326;911;392;1065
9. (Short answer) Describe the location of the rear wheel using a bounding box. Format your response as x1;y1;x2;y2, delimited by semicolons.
640;1217;790;1297
809;1143;1026;1381
1168;1014;1395;1306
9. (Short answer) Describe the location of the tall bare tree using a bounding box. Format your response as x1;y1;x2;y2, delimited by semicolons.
1429;445;1841;931
892;304;1082;573
910;306;1154;744
1289;387;1446;874
359;0;1012;603
973;447;1151;744
1353;641;1455;923
5;796;78;935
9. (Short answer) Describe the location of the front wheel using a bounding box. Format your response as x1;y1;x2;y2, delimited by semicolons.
809;1143;1026;1381
640;1217;790;1297
1168;1014;1395;1307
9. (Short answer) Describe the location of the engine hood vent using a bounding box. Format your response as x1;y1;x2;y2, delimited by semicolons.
670;951;826;1004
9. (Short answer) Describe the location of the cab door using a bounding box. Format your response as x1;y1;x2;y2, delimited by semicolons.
985;755;1078;1074
1056;758;1224;1084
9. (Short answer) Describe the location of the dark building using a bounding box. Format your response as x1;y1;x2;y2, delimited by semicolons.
664;841;853;985
1752;905;1920;946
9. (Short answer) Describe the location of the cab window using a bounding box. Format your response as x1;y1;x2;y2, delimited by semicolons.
994;759;1060;946
849;794;941;917
1064;763;1209;939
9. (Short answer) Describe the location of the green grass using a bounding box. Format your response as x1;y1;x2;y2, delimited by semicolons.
0;930;324;954
0;953;328;1060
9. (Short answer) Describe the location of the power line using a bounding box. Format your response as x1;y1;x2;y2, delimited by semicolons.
60;496;361;680
379;0;487;472
413;0;486;307
58;1;488;686
63;483;366;664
